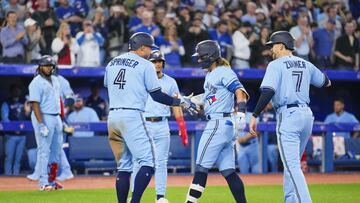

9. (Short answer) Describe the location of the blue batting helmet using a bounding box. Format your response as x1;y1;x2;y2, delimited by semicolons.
128;32;158;51
265;31;295;51
192;40;221;69
149;50;165;68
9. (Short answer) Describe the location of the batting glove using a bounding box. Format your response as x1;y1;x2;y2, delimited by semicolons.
39;123;49;137
233;112;246;135
179;94;199;115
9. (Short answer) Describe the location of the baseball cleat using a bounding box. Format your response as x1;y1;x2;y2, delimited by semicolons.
51;182;64;190
26;173;39;181
156;197;170;203
39;185;54;191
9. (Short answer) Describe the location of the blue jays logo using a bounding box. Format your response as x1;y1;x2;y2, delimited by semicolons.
206;94;217;105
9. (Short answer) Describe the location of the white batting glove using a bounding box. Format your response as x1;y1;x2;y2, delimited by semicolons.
39;123;49;137
179;94;199;115
233;112;246;135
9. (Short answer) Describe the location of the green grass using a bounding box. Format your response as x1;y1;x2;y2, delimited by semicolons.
0;184;359;203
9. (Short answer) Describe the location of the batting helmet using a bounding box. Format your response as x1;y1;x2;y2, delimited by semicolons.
192;40;221;69
38;55;56;67
149;50;165;62
265;31;295;50
128;32;158;51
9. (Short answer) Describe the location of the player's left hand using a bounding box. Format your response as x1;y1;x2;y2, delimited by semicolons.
179;94;199;115
249;116;257;136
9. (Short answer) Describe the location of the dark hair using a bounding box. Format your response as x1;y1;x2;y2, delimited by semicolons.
334;98;345;104
6;11;16;18
217;20;228;27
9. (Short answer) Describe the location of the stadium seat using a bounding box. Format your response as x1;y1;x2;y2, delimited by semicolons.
68;136;116;174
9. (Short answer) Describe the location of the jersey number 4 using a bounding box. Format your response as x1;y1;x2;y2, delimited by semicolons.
292;71;303;92
114;69;126;89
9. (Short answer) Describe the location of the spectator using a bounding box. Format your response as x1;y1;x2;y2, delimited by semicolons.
324;98;359;138
4;0;27;23
24;18;43;64
271;10;292;32
208;20;233;59
73;0;89;19
1;84;31;175
231;22;256;69
67;95;100;137
237;112;259;174
318;4;342;38
334;21;359;70
0;11;28;64
254;8;270;35
91;7;108;66
232;7;244;22
131;10;161;39
257;0;271;17
177;6;191;37
312;19;337;69
87;0;109;21
76;20;104;67
290;14;313;60
31;0;60;55
127;3;145;29
105;4;129;59
153;6;166;32
250;26;272;69
279;1;294;27
55;0;84;36
85;82;107;121
182;17;209;66
158;25;185;68
202;3;219;28
241;2;257;25
258;103;279;173
51;22;80;66
305;0;320;24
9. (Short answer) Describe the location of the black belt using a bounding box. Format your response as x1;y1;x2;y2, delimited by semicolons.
44;113;60;116
109;107;141;111
240;138;256;147
145;117;166;122
286;104;308;109
206;113;231;120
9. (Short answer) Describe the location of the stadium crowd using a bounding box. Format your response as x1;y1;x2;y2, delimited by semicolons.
0;0;359;69
0;0;360;176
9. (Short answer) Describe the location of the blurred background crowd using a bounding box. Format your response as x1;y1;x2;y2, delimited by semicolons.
0;0;359;69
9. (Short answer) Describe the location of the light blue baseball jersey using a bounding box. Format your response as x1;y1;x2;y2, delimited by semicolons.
67;107;100;137
57;75;74;98
324;111;359;138
143;74;179;117
28;75;61;114
260;55;326;108
203;66;243;114
104;52;161;111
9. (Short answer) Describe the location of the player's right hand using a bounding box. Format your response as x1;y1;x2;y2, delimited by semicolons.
179;94;199;115
39;123;49;137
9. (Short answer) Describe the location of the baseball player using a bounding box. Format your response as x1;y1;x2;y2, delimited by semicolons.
131;50;189;203
249;31;331;203
28;55;64;191
27;65;75;182
185;40;249;203
104;32;196;203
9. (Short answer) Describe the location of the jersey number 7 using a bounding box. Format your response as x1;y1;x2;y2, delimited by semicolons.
114;69;126;89
292;71;303;92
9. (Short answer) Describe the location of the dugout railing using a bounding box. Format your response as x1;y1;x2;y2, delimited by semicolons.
1;121;359;174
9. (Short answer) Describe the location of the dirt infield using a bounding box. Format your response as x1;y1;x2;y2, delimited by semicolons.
1;173;360;191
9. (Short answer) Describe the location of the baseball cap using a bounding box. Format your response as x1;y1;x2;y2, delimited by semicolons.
24;18;36;27
255;8;265;15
